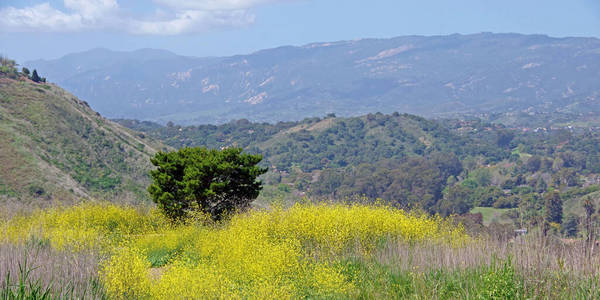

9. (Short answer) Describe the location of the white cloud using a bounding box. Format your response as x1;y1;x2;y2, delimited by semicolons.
153;0;288;11
0;3;84;32
129;9;255;35
63;0;119;19
0;0;284;35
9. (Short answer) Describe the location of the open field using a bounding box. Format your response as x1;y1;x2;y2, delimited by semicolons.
1;201;600;299
470;207;514;226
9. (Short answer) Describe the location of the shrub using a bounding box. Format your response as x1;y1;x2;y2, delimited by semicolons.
31;70;41;83
148;147;267;221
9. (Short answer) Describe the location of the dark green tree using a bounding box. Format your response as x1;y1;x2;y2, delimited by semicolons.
544;191;563;224
148;147;267;221
437;185;474;216
525;156;541;173
562;214;579;237
21;67;30;76
473;186;504;207
496;130;515;148
31;69;41;82
534;177;547;193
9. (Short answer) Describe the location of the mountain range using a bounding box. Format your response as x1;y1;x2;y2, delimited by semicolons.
3;62;600;216
26;33;600;125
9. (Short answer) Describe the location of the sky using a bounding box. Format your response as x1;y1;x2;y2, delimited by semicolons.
1;0;599;63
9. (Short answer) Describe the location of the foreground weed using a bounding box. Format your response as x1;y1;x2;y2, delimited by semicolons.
1;256;52;300
0;248;107;300
3;202;474;299
480;256;523;299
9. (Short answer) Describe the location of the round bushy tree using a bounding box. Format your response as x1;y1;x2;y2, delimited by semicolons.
148;147;267;221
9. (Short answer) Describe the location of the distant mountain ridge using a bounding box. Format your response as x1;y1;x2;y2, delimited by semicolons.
27;33;600;125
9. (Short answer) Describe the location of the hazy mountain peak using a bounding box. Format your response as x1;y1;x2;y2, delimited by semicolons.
24;33;600;125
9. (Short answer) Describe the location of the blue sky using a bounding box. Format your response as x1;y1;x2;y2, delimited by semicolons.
1;0;599;62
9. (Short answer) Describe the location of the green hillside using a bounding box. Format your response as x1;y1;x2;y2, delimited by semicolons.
119;113;600;223
118;113;506;172
0;75;165;203
117;113;510;211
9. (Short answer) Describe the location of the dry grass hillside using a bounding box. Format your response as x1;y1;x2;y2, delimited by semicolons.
0;77;166;205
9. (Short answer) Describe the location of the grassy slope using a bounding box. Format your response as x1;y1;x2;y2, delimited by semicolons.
0;77;165;203
470;207;514;226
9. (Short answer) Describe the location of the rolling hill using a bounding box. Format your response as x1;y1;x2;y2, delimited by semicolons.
28;33;600;124
118;112;600;218
0;75;166;204
116;113;506;172
116;113;511;211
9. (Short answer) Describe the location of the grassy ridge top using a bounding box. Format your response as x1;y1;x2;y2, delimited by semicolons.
0;77;165;203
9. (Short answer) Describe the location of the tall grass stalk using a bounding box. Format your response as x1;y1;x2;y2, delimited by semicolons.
0;243;105;299
340;234;600;299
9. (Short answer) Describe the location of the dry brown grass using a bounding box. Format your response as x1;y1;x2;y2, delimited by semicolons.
0;243;104;299
2;199;600;299
377;235;597;273
364;233;600;299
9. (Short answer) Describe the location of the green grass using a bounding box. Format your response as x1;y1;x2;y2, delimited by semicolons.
470;207;514;226
0;77;165;202
337;256;527;299
335;255;600;299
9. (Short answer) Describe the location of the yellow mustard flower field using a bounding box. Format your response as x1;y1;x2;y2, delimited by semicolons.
2;202;472;299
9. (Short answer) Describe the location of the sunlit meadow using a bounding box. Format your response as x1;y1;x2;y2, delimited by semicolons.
2;202;471;299
3;202;600;299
